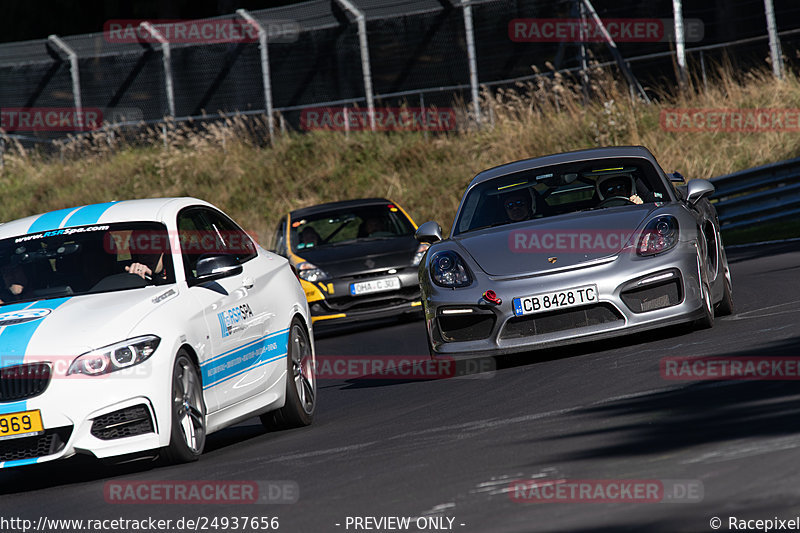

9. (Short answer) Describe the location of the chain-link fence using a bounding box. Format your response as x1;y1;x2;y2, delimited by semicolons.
1;0;799;152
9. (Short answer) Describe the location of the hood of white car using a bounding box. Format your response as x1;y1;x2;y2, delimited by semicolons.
0;286;174;368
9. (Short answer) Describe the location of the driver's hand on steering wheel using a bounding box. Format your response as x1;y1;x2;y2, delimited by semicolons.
125;262;152;279
629;194;643;205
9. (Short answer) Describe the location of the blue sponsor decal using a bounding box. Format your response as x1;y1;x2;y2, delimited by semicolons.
216;303;253;338
201;329;289;389
513;298;523;316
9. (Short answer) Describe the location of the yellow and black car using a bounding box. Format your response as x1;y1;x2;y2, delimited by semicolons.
271;198;428;325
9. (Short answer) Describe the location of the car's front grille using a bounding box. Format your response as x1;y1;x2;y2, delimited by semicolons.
0;427;71;462
437;311;496;342
342;268;411;281
91;404;155;441
501;304;624;339
319;287;420;312
0;363;51;401
621;279;683;313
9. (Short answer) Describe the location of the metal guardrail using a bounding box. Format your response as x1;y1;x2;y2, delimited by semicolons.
710;156;800;230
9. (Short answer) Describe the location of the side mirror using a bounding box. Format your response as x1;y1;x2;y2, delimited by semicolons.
685;179;715;205
415;221;442;243
191;254;243;285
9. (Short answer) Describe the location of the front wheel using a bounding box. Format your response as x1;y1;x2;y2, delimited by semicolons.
261;318;316;430
161;351;207;464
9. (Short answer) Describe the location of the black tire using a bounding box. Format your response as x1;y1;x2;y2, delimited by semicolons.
161;351;207;464
694;281;715;329
261;318;316;430
716;275;734;316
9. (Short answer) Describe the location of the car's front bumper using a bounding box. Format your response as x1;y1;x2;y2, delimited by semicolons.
425;243;707;358
305;270;423;325
0;359;170;469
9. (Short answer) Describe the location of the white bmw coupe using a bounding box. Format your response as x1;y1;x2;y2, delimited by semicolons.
0;198;316;468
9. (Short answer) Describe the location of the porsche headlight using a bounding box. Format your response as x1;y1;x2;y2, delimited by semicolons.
297;262;329;282
638;216;679;256
412;243;430;266
67;335;160;376
430;250;472;288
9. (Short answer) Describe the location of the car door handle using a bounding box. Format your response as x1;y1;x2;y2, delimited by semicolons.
243;277;254;289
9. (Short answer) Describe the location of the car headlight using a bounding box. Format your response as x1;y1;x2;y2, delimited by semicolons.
430;250;472;288
638;216;679;256
412;243;430;266
67;335;161;376
297;262;329;282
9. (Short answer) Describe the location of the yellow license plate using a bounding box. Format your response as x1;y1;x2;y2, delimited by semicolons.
0;410;44;440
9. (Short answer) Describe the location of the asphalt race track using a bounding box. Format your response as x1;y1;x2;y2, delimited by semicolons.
2;240;800;533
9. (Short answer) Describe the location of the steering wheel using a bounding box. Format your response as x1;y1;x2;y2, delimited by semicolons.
596;196;636;208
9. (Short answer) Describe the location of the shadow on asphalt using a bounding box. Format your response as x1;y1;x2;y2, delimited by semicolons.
521;334;800;464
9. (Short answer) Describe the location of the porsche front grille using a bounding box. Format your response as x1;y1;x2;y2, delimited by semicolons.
501;304;624;339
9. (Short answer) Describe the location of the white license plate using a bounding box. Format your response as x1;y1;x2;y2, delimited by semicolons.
513;284;598;316
350;276;401;296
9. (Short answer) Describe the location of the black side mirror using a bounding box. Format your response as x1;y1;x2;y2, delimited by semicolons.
191;254;243;286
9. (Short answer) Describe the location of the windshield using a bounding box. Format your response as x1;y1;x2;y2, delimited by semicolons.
454;158;671;235
0;222;175;306
290;203;415;253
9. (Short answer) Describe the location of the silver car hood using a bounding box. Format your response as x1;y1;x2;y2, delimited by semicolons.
455;205;658;277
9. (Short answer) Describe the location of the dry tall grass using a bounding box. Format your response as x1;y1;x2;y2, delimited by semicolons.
1;63;799;243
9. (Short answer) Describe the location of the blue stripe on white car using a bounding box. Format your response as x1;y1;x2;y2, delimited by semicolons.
26;202;118;233
0;298;71;467
63;201;119;227
201;329;290;389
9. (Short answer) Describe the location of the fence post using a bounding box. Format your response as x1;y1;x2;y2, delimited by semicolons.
672;0;688;91
461;0;481;125
237;9;275;143
334;0;375;131
764;0;784;79
47;35;84;127
581;0;650;103
140;22;176;118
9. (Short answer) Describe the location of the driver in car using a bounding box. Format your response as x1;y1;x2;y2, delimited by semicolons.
596;175;643;205
503;190;536;222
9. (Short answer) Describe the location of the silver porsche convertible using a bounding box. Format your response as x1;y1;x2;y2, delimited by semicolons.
416;146;733;358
